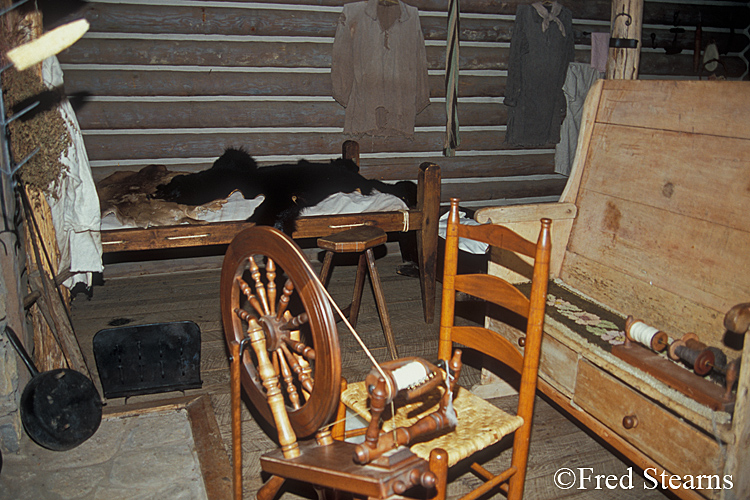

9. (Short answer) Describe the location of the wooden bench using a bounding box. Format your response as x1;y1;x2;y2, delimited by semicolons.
475;80;750;500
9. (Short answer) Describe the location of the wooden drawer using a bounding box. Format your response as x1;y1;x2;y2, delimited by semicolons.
486;317;577;395
574;361;724;498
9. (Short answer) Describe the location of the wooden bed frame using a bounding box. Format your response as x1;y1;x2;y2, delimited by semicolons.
99;141;441;323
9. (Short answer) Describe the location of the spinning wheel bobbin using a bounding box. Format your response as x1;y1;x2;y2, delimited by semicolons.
624;316;668;352
668;332;715;376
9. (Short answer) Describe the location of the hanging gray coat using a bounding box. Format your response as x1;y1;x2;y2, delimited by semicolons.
504;2;575;147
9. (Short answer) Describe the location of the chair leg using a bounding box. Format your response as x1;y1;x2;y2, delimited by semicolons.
428;448;449;500
506;420;532;500
230;341;243;500
348;253;367;328
257;475;286;500
365;248;398;360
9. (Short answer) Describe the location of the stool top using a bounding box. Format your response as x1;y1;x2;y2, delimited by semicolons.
317;226;387;253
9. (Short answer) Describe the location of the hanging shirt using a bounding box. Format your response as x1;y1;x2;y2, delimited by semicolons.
331;0;430;138
504;2;575;147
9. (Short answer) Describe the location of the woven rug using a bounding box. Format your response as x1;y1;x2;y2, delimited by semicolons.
517;280;627;352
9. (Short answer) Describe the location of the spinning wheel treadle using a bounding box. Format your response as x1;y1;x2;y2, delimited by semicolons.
220;226;342;438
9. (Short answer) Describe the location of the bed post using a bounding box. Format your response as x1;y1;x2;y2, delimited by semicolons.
342;140;360;166
417;162;441;324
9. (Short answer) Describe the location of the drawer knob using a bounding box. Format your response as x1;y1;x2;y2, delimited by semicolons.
518;337;526;347
622;415;639;429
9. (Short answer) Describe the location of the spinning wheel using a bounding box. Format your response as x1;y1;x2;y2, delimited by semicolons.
220;226;342;439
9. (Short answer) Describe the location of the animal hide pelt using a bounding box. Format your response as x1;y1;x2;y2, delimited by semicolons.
98;164;231;228
154;148;417;232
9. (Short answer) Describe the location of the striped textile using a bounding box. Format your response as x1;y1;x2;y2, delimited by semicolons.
443;0;460;156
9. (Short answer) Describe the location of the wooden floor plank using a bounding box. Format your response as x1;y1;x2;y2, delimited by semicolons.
70;251;669;500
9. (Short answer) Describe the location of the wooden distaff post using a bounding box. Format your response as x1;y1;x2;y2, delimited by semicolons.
606;0;643;79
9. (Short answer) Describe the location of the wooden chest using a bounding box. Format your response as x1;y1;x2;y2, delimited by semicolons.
476;80;750;500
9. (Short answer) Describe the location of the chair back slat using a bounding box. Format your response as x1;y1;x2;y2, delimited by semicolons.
451;325;524;373
454;274;530;319
458;223;538;259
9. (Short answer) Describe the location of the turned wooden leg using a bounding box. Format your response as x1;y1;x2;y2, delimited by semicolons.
429;448;449;500
257;475;285;500
349;253;367;328
230;341;243;500
365;248;398;360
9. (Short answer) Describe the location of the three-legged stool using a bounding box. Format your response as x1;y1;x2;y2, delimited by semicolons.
317;226;398;360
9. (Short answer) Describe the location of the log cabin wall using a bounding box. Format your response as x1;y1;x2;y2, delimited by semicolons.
48;0;749;210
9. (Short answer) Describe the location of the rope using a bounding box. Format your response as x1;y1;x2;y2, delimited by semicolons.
400;209;409;232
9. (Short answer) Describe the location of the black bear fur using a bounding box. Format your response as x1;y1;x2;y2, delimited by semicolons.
154;147;417;233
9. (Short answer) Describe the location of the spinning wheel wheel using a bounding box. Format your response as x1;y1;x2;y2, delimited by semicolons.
220;226;342;438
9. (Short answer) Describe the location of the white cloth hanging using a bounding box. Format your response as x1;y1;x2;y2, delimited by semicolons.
42;56;103;288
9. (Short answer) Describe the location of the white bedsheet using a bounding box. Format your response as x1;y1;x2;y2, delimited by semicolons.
100;189;408;230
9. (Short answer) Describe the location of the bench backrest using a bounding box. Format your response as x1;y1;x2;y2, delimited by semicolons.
559;79;750;346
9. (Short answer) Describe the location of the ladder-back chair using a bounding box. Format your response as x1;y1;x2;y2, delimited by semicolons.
223;198;550;500
342;198;551;500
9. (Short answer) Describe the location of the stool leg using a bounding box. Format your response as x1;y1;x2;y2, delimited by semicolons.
348;253;367;328
319;251;334;287
365;248;398;360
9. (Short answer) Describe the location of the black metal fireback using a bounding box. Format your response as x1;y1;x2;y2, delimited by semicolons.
93;321;203;399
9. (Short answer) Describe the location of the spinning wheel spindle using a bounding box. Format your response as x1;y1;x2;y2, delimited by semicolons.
624;316;668;352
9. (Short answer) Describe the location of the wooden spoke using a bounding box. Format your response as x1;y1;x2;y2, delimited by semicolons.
236;277;265;317
282;312;309;331
248;256;271;315
276;347;302;410
282;336;316;362
267;258;277;315
276;279;294;320
281;343;314;394
221;226;341;439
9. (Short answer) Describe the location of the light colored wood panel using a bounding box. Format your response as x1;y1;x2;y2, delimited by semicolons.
574;361;724;497
479;203;576;281
559;252;730;348
567;189;750;322
597;80;750;140
583;124;750;233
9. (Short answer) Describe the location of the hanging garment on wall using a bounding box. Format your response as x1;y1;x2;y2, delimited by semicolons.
590;32;610;73
554;62;603;176
331;0;430;138
504;2;574;147
42;56;103;288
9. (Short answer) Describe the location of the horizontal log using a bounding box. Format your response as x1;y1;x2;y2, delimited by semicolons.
48;0;750;29
639;51;746;77
62;3;516;43
73;99;507;129
62;69;505;98
67;2;749;52
58;37;592;71
81;129;547;162
90;152;554;183
441;175;567;202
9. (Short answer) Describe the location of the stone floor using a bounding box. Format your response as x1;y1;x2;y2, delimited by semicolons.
0;408;208;500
